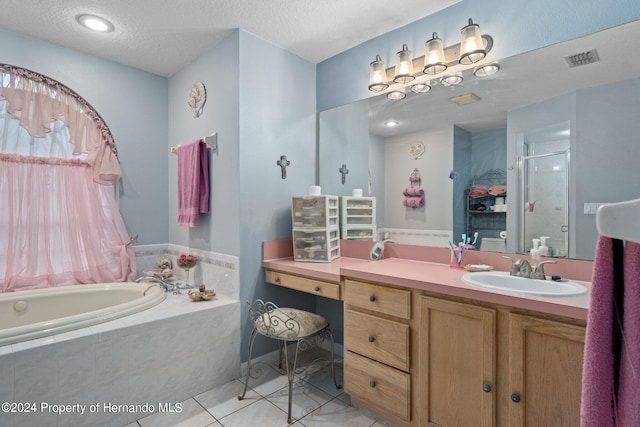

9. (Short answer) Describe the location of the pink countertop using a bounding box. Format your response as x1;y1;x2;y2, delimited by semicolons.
340;257;589;321
263;239;590;321
263;256;589;321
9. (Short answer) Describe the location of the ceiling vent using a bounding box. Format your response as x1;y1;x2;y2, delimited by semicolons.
565;49;600;68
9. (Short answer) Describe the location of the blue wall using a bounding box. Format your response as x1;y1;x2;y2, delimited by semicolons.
317;0;640;111
0;29;169;245
167;29;318;357
237;30;318;357
168;31;241;256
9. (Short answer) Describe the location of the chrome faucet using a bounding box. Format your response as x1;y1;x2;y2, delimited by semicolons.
530;260;558;280
502;256;557;280
135;276;176;295
502;256;533;277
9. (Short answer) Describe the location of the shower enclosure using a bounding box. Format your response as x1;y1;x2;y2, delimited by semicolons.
519;123;570;257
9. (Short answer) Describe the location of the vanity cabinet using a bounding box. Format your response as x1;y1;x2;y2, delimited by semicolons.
508;314;585;427
419;297;496;427
264;258;586;427
343;281;585;427
343;279;412;423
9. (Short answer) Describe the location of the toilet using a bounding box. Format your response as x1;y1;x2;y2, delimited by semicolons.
480;237;506;253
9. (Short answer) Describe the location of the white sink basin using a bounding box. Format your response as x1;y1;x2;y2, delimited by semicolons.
462;272;587;296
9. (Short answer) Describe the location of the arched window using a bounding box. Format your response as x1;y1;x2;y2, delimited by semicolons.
0;64;136;292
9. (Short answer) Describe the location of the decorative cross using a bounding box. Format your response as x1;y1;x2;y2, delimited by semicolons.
277;155;290;179
339;163;349;184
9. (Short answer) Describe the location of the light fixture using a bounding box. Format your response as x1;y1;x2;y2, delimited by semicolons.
423;33;447;75
393;44;415;84
76;14;114;32
366;18;495;99
387;89;406;100
440;73;463;87
459;18;486;65
410;82;431;93
384;120;399;127
368;55;389;92
473;62;500;77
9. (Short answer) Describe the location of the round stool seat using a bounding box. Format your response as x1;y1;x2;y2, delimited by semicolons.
255;307;329;340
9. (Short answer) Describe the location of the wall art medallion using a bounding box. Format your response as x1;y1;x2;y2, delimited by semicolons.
188;81;207;118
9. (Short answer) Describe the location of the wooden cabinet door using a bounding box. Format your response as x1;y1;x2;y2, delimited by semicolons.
420;297;496;427
509;314;585;427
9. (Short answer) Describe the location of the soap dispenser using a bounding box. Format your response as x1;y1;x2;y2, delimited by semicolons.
539;236;550;256
531;238;541;271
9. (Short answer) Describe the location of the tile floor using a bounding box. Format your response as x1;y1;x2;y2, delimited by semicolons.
127;355;391;427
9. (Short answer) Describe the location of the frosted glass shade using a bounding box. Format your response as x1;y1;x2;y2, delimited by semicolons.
368;55;389;92
459;19;486;65
393;44;415;84
423;33;447;75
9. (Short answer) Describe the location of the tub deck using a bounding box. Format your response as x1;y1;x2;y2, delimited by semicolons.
0;293;240;427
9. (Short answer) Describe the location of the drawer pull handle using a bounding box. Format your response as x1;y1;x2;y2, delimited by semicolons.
368;335;375;343
511;393;521;403
482;383;491;393
315;286;320;292
370;380;376;388
275;277;280;283
370;295;376;302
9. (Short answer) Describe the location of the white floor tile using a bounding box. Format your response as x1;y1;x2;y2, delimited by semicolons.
195;379;260;420
265;380;334;421
137;398;215;427
217;399;291;427
299;397;377;427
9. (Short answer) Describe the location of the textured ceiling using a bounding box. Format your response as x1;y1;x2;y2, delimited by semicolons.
0;0;460;77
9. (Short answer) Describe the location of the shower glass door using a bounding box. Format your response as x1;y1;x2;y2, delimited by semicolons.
520;127;570;257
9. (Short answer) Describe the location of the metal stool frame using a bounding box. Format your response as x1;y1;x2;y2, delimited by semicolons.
238;299;341;423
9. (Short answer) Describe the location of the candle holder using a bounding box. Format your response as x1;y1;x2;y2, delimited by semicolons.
176;253;197;290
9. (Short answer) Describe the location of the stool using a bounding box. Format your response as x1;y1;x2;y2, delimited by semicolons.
237;299;341;423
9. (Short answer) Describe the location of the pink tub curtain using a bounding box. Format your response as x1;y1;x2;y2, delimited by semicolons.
0;65;135;292
0;154;137;292
0;64;121;184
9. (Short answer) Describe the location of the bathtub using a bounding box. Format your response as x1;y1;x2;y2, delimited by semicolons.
0;286;240;426
0;282;165;346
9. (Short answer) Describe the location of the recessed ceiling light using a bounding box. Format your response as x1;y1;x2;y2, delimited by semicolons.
384;120;399;127
76;14;114;32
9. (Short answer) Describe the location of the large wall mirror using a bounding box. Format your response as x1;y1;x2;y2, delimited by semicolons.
319;20;640;261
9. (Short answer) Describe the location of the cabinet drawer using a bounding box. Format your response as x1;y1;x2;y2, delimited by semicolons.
344;279;411;319
265;269;341;300
344;351;411;422
344;309;409;371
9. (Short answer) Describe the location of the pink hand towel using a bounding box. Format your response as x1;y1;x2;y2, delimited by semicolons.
618;241;640;425
177;139;209;227
581;236;621;427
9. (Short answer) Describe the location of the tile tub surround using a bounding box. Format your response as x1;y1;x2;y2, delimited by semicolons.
0;293;240;427
134;244;239;300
